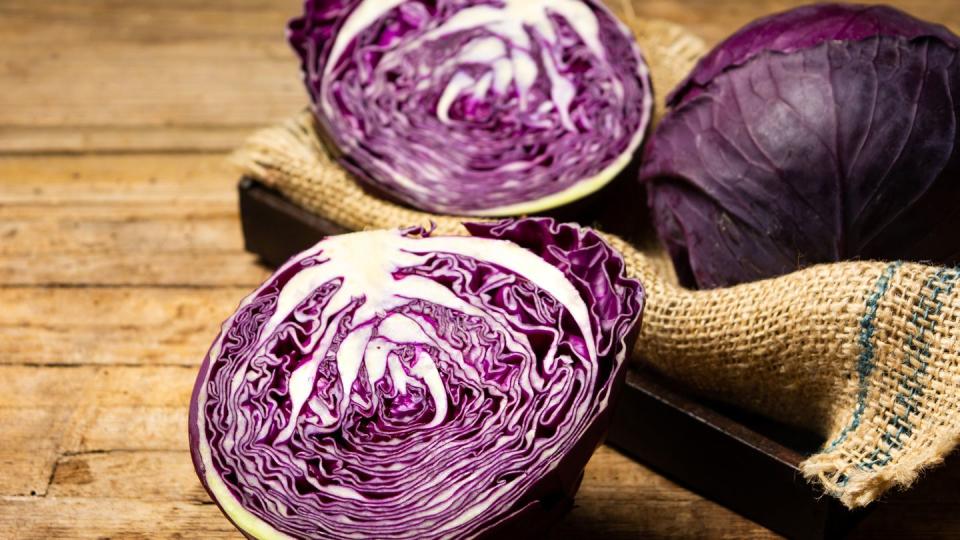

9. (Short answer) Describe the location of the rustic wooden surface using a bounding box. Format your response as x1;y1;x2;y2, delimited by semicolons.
2;1;959;538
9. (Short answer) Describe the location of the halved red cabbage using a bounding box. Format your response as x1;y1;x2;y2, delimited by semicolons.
641;4;960;289
289;0;652;216
189;219;644;539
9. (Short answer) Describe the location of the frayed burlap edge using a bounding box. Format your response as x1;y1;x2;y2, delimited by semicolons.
231;13;960;510
606;238;960;510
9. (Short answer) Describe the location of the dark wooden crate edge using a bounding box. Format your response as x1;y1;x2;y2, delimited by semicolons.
238;178;863;539
610;369;864;538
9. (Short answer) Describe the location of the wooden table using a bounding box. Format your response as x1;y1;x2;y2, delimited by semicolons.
2;1;959;538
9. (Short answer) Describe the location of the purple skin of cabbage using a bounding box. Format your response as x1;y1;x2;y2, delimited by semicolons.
188;218;644;539
288;0;652;216
640;3;960;289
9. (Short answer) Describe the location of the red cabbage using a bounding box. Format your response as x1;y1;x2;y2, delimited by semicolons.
189;219;644;539
289;0;653;216
640;4;960;289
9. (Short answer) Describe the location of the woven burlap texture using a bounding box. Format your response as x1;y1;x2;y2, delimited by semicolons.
232;12;960;509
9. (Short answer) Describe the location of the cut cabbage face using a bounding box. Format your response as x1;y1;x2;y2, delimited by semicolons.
189;219;644;539
290;0;653;216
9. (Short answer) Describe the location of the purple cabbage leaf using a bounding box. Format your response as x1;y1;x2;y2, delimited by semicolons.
189;218;644;539
640;3;960;289
289;0;653;216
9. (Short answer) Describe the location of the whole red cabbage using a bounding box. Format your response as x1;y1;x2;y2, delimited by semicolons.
640;4;960;289
189;219;644;539
289;0;652;216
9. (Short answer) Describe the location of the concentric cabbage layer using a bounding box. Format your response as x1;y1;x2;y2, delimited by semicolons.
189;219;643;539
289;0;652;216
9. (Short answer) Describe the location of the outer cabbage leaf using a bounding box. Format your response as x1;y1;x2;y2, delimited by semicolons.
669;3;960;107
189;218;644;539
289;0;652;216
640;4;960;289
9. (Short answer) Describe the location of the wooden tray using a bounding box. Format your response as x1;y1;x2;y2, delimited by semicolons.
237;178;957;539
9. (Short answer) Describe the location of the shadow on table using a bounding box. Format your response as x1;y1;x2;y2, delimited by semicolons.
549;450;960;539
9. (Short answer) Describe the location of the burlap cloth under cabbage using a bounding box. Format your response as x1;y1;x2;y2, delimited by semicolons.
233;6;960;509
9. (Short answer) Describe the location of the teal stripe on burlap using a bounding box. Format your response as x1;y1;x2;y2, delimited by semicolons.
824;261;902;454
859;267;960;471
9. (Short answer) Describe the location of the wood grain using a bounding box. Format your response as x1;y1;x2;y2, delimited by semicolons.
0;288;248;367
0;155;234;203
0;0;304;153
2;0;959;538
1;0;956;153
0;155;269;286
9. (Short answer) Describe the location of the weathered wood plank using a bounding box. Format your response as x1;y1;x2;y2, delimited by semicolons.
25;446;782;540
0;361;779;537
559;447;775;539
0;497;237;540
48;451;207;502
0;204;240;255
0;288;246;367
0;126;256;156
0;408;72;497
0;0;303;154
2;449;777;540
0;253;266;287
0;365;193;495
0;154;235;204
0;154;271;286
0;202;261;286
1;0;957;153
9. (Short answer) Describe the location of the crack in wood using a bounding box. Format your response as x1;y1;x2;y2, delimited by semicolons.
60;449;184;457
41;459;59;498
38;449;191;497
0;148;232;158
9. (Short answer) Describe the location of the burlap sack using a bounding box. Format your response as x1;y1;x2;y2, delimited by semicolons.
233;10;960;509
